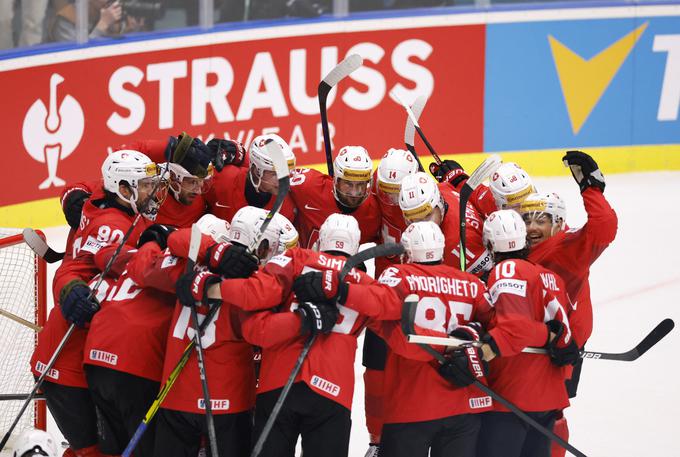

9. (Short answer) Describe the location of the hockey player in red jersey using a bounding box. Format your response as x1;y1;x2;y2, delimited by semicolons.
363;148;419;456
309;221;494;457
205;133;297;223
155;207;277;457
431;160;536;219
31;150;166;457
195;214;372;457
518;151;617;457
398;172;490;276
289;146;381;248
475;210;575;457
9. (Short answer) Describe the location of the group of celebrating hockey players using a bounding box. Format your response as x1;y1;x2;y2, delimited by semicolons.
25;129;617;457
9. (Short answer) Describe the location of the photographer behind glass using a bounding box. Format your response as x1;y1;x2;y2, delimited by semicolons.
48;0;162;42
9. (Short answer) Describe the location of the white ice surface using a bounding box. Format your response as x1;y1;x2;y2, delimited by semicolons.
5;171;680;457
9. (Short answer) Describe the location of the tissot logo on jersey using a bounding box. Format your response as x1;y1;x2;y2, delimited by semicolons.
488;278;527;303
89;349;118;366
310;375;340;397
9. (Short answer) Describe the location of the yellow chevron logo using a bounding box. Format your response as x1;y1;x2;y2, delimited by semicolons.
549;22;648;134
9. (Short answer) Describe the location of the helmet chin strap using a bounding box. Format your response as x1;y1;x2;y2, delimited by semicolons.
249;166;263;193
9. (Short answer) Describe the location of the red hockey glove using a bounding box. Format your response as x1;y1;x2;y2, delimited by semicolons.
296;301;339;335
562;150;605;193
546;319;580;367
292;270;349;305
429;160;468;187
206;243;259;279
207;138;246;169
176;270;222;308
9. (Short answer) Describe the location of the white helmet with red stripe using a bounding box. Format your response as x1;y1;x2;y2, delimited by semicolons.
249;133;296;191
333;146;373;208
376;148;419;206
400;221;445;263
228;206;280;263
318;214;361;256
489;162;536;209
399;172;445;224
483;209;527;253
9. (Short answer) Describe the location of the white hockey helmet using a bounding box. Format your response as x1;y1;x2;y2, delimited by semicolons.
333;146;373;208
376;148;419;206
489;162;536;210
228;206;280;264
318;214;361;256
12;429;58;457
102;150;166;220
196;213;230;243
483;210;527;253
400;221;445;263
273;213;299;254
399;172;445;224
166;162;214;200
518;192;567;230
249;133;296;191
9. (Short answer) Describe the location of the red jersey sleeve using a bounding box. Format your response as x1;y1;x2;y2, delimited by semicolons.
240;310;302;348
343;266;409;320
575;187;618;247
166;228;222;263
93;244;136;277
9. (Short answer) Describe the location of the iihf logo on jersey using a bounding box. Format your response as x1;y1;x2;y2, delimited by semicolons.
22;73;85;189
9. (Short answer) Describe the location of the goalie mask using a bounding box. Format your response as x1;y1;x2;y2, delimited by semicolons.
317;213;361;257
12;429;58;457
333;146;373;208
489;162;536;210
102;150;167;221
482;210;527;254
228;206;280;264
399;172;445;225
400;221;445;263
376;148;419;206
249;133;296;194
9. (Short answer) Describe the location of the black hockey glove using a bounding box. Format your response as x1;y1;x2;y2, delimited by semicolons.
562;150;605;193
137;224;177;250
292;270;349;305
296;301;339;335
438;346;488;388
205;243;259;279
546;320;580;367
429;160;468;187
449;322;485;342
169;134;213;178
176;270;222;308
207;138;246;170
62;189;90;230
59;280;99;328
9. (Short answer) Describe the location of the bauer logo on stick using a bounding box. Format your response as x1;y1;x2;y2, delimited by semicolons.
22;73;85;190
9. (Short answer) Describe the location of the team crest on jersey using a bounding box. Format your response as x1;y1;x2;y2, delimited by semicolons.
488;279;527;303
310;375;340;397
161;255;179;269
378;267;402;287
268;254;292;268
469;396;492;409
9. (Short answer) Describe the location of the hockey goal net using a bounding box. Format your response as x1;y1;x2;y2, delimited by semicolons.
0;228;47;439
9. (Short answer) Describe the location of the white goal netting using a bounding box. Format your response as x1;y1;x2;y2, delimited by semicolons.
0;228;46;440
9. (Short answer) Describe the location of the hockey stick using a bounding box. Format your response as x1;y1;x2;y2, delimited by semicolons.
403;95;426;172
458;155;502;271
318;54;363;177
401;294;588;457
248;140;290;254
251;242;405;457
186;223;219;457
122;302;222;457
407;318;675;360
22;228;65;263
0;308;42;332
0;166;170;453
389;90;442;165
0;393;46;401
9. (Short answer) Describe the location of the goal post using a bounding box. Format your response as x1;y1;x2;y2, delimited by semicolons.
0;229;47;436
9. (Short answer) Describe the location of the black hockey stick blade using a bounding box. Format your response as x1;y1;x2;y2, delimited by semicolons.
22;228;64;263
581;318;674;361
339;243;404;282
400;295;588;457
248;140;290;253
318;54;363;177
403;95;427;171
